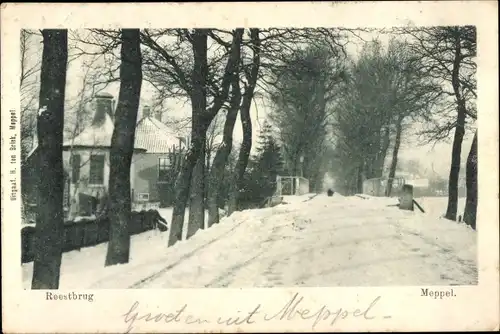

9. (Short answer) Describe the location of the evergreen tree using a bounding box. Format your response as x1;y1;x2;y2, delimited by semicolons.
239;122;284;207
254;122;284;190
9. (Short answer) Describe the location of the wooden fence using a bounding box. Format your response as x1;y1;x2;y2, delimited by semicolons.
21;210;167;264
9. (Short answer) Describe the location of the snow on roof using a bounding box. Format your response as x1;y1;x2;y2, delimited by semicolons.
134;116;186;154
64;113;185;153
32;101;184;155
63;111;117;149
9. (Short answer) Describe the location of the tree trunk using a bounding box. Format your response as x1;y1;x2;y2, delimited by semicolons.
205;140;211;175
204;139;211;202
105;29;142;266
31;29;68;289
356;165;364;194
187;139;206;238
186;30;209;237
445;33;466;221
170;30;208;244
386;115;403;197
169;136;205;246
228;28;260;215
292;157;299;195
445;116;466;221
228;94;252;213
169;29;243;245
375;126;391;177
208;79;242;227
463;131;477;229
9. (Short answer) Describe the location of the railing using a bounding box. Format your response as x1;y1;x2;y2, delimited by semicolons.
362;177;405;197
276;175;309;196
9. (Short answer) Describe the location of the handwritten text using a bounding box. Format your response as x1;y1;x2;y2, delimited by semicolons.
122;292;391;332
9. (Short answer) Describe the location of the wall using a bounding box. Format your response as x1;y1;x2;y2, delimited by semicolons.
276;176;310;196
297;177;310;195
133;152;179;206
64;148;109;200
133;152;163;202
64;148;138;215
63;148;180;210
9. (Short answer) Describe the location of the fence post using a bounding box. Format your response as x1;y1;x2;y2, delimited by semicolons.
399;184;414;211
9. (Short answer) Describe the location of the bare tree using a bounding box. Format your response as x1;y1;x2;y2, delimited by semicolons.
331;40;398;194
239;28;361;197
383;39;442;196
185;29;210;239
268;43;344;193
20;29;42;161
105;29;143;266
207;57;242;227
227;28;261;214
463;130;477;229
205;112;225;172
31;29;68;289
397;26;477;220
169;29;244;245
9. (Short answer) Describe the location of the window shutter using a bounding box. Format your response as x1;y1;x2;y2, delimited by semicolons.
89;154;105;184
71;154;81;183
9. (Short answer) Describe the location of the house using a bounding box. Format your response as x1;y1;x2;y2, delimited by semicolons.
22;92;187;220
133;105;188;207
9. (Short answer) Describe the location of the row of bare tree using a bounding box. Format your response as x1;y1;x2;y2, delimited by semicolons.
29;27;305;288
329;26;477;229
261;26;477;232
26;26;477;289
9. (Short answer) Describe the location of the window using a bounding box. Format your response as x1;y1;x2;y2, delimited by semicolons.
89;154;105;185
71;154;81;183
137;193;150;202
158;157;171;182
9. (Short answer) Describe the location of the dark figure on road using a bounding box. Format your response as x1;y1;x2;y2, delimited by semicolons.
327;189;335;197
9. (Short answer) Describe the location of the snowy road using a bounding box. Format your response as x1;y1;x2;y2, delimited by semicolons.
132;195;477;288
23;194;477;289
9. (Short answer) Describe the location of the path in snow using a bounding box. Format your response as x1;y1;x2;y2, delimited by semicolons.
22;194;476;289
124;194;477;288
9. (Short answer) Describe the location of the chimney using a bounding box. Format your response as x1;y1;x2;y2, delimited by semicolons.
154;110;163;122
92;92;114;126
143;105;152;119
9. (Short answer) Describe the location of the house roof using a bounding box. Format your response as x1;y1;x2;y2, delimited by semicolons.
28;95;187;158
62;113;185;153
135;116;186;154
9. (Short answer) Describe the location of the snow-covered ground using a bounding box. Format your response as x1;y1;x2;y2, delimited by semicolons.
22;194;477;289
415;196;467;219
